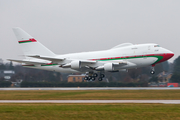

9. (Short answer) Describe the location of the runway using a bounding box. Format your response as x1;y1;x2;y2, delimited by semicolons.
0;87;180;90
0;100;180;104
1;87;180;104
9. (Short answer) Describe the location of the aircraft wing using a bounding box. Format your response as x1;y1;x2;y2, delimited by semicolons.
7;59;48;64
28;55;65;61
28;55;97;65
29;56;97;63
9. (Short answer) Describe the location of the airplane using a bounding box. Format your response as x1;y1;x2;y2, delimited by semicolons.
8;27;174;81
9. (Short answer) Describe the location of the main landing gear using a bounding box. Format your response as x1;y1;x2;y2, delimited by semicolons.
84;72;105;81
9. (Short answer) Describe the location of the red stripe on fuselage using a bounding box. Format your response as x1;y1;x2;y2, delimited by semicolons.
90;53;174;63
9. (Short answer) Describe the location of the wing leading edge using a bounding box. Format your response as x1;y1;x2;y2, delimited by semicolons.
7;59;48;64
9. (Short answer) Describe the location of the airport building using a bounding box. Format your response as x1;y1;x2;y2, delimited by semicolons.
157;71;173;83
0;70;15;80
67;74;86;82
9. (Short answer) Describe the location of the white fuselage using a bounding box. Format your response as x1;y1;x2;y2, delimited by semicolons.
30;43;173;73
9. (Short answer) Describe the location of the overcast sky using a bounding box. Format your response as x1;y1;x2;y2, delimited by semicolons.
0;0;180;63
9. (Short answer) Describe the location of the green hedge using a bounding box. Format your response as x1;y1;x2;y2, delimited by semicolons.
20;81;148;87
0;81;12;87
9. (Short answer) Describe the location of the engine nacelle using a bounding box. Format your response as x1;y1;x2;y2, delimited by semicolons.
104;63;114;71
71;60;81;69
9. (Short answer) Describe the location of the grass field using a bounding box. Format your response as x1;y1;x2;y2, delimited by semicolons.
0;103;180;120
0;90;180;100
1;90;180;120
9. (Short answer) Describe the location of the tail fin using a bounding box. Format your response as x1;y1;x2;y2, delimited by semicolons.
12;27;56;57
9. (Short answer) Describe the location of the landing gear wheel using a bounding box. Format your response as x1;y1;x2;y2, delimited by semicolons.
88;76;92;80
84;76;89;80
150;70;155;74
100;74;105;78
93;73;98;77
92;77;96;81
98;77;103;81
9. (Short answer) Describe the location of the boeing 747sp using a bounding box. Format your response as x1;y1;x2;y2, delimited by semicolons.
8;28;174;81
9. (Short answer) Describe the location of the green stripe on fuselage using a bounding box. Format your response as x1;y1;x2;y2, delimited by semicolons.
98;56;163;65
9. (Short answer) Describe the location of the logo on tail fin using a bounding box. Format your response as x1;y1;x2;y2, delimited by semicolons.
18;38;37;44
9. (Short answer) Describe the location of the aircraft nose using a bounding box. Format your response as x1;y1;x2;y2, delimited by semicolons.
164;49;174;60
167;53;174;59
156;48;174;64
166;49;174;58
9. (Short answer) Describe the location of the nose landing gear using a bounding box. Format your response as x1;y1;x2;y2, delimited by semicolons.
150;67;155;74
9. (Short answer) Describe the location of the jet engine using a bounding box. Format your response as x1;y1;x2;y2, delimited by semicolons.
71;60;81;69
104;63;114;71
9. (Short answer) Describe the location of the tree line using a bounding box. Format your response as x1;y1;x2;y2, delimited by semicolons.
170;56;180;83
0;56;178;87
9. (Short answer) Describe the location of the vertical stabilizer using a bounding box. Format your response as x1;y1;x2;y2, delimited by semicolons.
12;27;56;57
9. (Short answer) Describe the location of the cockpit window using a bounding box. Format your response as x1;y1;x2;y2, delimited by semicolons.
154;45;160;47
